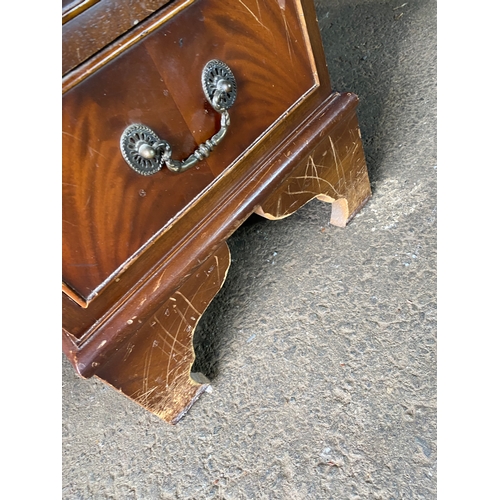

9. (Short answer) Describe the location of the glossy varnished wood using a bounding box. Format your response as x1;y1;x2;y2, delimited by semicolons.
62;0;332;331
63;0;317;302
62;0;101;25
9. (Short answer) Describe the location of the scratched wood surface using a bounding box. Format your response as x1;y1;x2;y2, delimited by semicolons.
63;92;367;373
62;0;174;72
62;0;316;302
255;100;371;227
88;97;371;424
63;93;371;422
94;243;231;423
61;93;361;355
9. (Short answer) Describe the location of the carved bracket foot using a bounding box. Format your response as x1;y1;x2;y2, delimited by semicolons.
255;100;371;227
93;242;231;424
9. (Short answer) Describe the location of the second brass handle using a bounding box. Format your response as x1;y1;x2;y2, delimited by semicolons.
120;59;237;176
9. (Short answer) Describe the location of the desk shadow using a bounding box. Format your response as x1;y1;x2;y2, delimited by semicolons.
191;212;261;379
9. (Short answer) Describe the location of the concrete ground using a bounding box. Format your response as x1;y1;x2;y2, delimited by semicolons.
62;0;437;498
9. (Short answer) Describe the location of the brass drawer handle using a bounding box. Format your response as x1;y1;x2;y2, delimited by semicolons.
120;60;237;176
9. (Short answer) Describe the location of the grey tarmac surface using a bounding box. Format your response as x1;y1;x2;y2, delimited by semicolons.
62;0;437;498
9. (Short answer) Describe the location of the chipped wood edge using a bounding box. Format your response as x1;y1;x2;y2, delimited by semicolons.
254;105;371;227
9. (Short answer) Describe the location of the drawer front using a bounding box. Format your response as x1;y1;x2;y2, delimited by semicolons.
62;0;173;72
63;0;318;303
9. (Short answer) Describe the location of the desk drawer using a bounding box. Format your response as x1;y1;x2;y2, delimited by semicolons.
62;0;318;303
